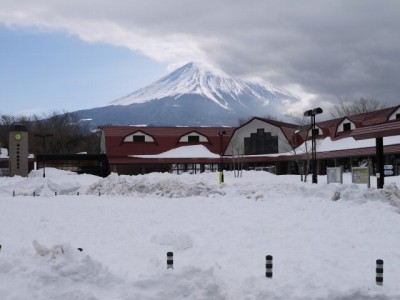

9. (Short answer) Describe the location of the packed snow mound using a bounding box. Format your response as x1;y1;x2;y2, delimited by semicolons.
331;182;400;209
0;168;100;196
0;242;122;300
87;173;225;198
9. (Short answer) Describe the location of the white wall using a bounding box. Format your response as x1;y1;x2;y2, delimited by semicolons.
225;119;292;155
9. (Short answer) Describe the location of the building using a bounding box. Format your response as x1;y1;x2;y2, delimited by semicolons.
100;105;400;177
100;126;235;175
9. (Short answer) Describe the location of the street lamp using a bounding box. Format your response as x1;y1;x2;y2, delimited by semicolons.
218;130;226;184
304;107;323;184
34;133;54;178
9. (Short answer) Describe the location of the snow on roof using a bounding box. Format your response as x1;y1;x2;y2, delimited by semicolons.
0;148;8;158
130;145;220;159
314;135;400;153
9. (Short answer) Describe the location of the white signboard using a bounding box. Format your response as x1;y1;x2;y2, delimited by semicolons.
327;167;343;184
352;167;370;188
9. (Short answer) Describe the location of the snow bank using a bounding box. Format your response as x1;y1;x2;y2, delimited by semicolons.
87;172;225;198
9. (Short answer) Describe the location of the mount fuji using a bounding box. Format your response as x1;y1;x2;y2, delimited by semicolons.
75;62;300;127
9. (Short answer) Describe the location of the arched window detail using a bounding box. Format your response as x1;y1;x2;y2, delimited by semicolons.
123;131;155;142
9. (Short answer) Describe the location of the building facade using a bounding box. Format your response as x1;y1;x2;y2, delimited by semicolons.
99;105;400;177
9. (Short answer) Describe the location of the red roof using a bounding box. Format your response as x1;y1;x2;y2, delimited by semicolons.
100;126;235;164
100;105;400;165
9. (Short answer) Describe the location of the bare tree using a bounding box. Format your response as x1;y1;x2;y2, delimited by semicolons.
0;114;32;150
330;97;386;118
30;111;99;154
228;137;244;178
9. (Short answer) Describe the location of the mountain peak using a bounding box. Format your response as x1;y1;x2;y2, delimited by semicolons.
78;62;301;127
108;62;299;110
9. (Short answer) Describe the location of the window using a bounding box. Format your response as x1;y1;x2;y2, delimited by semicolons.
124;131;155;142
343;123;351;131
312;128;320;136
179;132;208;143
396;113;400;120
244;128;278;155
132;135;145;142
188;135;200;142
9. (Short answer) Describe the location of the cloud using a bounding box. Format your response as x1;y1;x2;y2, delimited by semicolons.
1;0;400;110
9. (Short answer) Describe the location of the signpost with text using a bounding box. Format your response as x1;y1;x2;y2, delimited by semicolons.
352;167;370;188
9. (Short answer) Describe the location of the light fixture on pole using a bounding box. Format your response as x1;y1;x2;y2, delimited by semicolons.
218;130;226;184
34;133;54;178
304;107;323;184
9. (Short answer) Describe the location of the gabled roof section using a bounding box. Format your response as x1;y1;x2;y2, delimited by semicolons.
355;105;400;126
244;117;300;144
333;117;357;138
387;106;400;121
310;105;400;140
178;130;210;143
123;130;156;142
99;125;235;157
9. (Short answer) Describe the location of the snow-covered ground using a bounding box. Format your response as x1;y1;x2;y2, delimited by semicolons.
1;168;400;299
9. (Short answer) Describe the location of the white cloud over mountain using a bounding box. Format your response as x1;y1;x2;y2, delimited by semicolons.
1;0;399;112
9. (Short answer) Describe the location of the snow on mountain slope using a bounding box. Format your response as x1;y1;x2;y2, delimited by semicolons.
108;62;299;110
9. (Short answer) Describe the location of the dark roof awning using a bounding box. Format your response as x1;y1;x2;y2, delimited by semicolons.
351;121;400;140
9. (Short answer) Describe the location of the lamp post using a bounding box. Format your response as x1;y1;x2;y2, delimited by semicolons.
304;107;323;184
218;130;226;184
34;133;53;178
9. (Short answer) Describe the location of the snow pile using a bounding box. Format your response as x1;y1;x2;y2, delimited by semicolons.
0;241;122;300
87;172;224;198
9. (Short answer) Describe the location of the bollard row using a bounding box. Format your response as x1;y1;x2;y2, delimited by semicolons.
0;245;388;286
12;191;82;196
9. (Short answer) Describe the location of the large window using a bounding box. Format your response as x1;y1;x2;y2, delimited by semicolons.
244;129;278;155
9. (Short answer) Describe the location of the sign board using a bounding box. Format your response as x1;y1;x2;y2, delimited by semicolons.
327;167;343;184
384;165;393;170
384;170;393;176
0;168;9;177
352;167;370;188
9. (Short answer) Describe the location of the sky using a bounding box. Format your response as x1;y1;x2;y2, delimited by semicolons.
0;0;399;117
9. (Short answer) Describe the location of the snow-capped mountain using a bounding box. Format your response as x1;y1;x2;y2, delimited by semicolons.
75;62;300;126
109;62;298;110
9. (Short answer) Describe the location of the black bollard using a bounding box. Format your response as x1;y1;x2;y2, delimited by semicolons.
167;252;174;269
376;259;384;286
266;255;273;278
13;191;15;197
